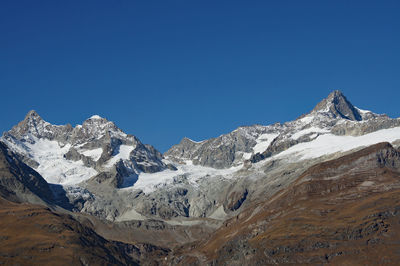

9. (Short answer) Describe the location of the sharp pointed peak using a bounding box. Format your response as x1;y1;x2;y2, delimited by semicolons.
311;90;362;121
22;110;47;125
25;110;42;120
325;90;350;103
328;89;345;97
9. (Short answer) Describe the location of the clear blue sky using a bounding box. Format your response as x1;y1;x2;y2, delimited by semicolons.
1;1;399;152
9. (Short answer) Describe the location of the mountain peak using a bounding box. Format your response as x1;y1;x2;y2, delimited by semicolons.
311;90;362;121
83;114;110;124
88;115;105;120
4;110;52;140
82;115;113;129
24;110;43;122
328;89;344;97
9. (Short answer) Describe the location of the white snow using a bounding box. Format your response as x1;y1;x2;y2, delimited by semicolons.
291;127;329;140
89;115;103;119
187;138;205;144
276;126;400;161
124;161;241;194
298;115;314;124
253;133;279;154
117;145;134;159
105;144;134;168
355;107;371;114
241;152;252;160
81;148;103;161
22;137;97;184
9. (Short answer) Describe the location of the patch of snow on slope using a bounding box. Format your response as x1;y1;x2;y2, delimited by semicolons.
105;144;134;168
277;126;400;160
81;148;103;161
298;115;314;124
241;152;252;160
355;107;371;114
125;161;241;194
89;115;103;119
253;133;279;154
25;137;97;184
291;127;329;140
187;138;205;144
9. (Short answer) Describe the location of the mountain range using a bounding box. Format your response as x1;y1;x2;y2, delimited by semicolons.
1;90;400;265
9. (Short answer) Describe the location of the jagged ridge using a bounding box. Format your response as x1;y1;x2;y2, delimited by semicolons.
165;90;398;168
1;111;166;187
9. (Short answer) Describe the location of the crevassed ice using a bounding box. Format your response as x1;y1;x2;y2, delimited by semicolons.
23;137;98;184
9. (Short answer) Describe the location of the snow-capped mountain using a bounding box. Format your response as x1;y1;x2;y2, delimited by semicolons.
1;111;166;188
1;90;400;222
165;90;399;168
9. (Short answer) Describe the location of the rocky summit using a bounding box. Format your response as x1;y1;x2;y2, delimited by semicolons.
2;112;166;187
1;90;400;265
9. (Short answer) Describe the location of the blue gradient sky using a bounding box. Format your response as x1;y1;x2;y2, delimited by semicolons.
1;1;399;152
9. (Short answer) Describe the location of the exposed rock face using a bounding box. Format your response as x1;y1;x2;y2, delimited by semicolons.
165;125;282;169
311;90;363;121
1;112;166;188
225;188;248;211
6;110;73;142
332;116;400;136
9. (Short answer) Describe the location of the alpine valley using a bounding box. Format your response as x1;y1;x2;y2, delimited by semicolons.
1;90;400;265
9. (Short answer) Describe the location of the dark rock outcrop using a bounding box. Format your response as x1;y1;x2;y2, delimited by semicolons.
0;141;53;204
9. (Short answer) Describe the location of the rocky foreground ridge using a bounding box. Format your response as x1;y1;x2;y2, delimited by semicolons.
1;90;400;264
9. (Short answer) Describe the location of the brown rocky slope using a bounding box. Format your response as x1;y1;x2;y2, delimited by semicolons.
0;196;138;265
171;142;400;265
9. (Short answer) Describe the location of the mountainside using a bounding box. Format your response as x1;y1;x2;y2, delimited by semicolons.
172;142;400;265
0;141;53;204
1;90;400;264
2;111;166;188
2;90;400;223
0;197;137;265
165;90;397;169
